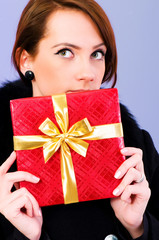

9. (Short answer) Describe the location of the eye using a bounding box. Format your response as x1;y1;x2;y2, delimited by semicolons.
91;50;105;60
55;48;73;58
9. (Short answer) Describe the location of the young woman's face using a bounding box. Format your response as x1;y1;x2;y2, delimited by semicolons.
28;10;106;96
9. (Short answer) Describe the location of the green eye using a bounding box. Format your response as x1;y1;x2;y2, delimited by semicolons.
92;50;105;60
60;50;69;56
56;48;73;58
60;51;66;56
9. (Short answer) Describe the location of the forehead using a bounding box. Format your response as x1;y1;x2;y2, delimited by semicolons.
44;9;104;45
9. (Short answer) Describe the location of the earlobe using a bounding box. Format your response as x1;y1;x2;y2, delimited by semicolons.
25;70;35;81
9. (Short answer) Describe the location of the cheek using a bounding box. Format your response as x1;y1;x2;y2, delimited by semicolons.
95;63;105;83
33;58;58;85
36;58;72;80
101;62;106;76
33;60;73;94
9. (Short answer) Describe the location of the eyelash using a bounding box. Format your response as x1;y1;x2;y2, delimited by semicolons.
55;48;106;59
91;49;106;59
55;48;73;57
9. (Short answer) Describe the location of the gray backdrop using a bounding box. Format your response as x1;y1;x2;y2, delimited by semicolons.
0;0;158;150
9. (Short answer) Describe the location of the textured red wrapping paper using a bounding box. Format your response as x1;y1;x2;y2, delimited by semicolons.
10;88;125;206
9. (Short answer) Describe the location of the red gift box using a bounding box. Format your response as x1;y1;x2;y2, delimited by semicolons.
10;88;125;207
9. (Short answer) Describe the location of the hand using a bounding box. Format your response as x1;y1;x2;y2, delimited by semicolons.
110;147;151;239
0;152;43;240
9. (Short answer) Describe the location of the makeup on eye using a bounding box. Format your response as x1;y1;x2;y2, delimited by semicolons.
91;49;106;60
55;48;74;58
54;47;106;60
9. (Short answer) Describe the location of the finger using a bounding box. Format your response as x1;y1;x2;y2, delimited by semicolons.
21;196;33;218
1;188;30;208
1;193;42;239
6;171;40;184
0;188;31;216
120;183;151;204
6;194;33;219
3;188;41;217
17;188;41;218
113;168;143;196
114;151;144;179
3;172;40;193
0;152;16;174
120;147;143;157
26;191;41;218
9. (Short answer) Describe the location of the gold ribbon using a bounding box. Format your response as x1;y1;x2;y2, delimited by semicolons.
14;94;123;204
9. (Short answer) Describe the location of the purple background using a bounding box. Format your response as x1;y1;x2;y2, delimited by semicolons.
0;0;158;150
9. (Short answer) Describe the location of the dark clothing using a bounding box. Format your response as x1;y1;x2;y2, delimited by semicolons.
0;80;159;240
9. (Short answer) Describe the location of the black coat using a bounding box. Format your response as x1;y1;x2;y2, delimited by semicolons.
0;80;159;240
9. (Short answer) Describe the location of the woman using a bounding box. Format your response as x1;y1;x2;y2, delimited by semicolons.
0;0;158;239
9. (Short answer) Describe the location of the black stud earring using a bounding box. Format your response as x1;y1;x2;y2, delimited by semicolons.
25;70;35;81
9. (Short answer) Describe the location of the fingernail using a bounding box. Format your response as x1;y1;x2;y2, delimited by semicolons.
38;209;42;217
113;188;120;196
10;151;16;157
32;176;40;182
114;171;121;179
121;148;128;154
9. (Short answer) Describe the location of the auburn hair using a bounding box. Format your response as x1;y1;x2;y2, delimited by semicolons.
12;0;117;87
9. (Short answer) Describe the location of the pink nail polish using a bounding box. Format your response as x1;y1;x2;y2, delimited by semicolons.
113;188;119;196
33;176;40;182
38;209;42;217
10;151;16;157
121;148;128;154
114;171;121;179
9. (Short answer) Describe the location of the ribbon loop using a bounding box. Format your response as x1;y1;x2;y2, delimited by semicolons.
39;118;60;136
68;118;93;137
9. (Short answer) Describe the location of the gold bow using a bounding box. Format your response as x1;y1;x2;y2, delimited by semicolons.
14;94;123;204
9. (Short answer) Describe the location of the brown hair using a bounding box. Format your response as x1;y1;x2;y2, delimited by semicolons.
12;0;117;87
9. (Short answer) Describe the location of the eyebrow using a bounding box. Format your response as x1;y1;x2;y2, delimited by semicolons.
52;42;106;50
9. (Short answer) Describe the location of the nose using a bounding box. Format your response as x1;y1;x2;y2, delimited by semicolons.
76;58;95;82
